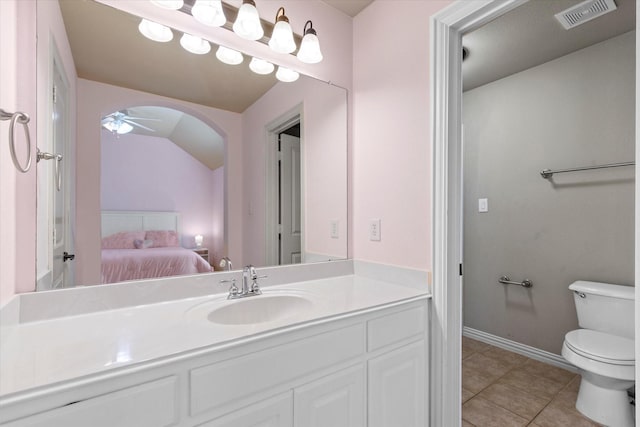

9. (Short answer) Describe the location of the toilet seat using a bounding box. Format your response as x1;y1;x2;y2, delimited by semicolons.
564;330;634;365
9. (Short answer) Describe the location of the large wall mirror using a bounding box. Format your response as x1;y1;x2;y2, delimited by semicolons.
35;0;347;291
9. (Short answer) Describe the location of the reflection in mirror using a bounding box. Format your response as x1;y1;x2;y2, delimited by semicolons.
35;0;348;290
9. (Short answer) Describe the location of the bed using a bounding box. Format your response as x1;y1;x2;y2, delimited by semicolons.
101;211;212;284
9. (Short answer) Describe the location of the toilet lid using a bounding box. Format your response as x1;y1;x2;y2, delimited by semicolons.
565;330;635;365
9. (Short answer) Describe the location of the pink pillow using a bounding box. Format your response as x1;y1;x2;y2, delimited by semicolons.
145;230;179;248
101;231;146;249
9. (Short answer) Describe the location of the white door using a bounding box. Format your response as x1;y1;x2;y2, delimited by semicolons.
51;59;73;289
200;392;293;427
279;133;301;265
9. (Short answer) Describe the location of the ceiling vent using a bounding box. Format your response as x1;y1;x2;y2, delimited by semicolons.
554;0;617;30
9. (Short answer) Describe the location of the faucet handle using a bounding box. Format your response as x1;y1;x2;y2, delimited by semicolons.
219;278;238;296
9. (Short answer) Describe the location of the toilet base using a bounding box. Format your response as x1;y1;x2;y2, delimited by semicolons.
576;375;635;427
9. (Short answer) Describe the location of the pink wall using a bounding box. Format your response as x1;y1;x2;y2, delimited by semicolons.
352;0;452;271
241;78;348;266
0;0;37;305
101;132;223;253
77;79;242;286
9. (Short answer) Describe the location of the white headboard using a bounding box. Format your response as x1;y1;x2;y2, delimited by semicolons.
101;211;181;237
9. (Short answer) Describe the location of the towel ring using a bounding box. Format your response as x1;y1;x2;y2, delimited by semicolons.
1;108;32;173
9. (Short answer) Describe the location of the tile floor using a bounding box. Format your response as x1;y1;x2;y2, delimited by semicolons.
461;336;604;427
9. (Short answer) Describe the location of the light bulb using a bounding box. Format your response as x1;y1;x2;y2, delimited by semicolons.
268;8;296;54
150;0;184;10
233;0;264;40
138;19;173;43
297;21;323;64
192;0;226;27
180;34;211;55
249;57;274;75
216;46;244;65
276;66;299;83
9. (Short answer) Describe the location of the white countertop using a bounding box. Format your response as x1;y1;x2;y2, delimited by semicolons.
0;275;428;399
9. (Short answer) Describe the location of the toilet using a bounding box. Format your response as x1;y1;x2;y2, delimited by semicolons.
562;281;635;427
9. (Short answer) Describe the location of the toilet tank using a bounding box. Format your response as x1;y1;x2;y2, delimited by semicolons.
569;281;635;339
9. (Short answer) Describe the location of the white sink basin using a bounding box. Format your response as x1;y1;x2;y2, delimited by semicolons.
187;291;315;325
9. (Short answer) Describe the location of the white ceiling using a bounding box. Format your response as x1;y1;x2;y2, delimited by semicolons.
462;0;635;91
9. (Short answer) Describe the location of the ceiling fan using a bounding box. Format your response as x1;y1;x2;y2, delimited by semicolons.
101;110;159;135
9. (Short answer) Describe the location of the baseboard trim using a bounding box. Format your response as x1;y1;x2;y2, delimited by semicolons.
463;327;578;373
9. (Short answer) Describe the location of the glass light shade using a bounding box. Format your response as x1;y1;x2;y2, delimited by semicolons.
232;1;264;40
275;66;299;83
103;121;133;135
138;19;173;43
180;34;211;55
194;234;204;247
269;20;296;54
151;0;184;10
216;46;244;65
297;32;323;64
192;0;226;27
249;57;274;75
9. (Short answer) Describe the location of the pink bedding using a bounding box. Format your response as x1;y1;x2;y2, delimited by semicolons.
101;247;213;284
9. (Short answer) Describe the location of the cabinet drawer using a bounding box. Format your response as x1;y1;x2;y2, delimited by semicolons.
4;377;178;427
190;324;365;416
197;391;293;427
367;305;425;352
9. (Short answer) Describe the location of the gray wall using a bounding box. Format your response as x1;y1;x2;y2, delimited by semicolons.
462;31;635;355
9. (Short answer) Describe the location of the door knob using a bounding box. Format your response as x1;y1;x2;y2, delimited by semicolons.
63;252;75;262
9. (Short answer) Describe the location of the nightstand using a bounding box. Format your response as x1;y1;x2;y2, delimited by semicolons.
192;248;210;265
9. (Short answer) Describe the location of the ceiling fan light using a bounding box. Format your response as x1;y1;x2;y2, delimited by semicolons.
192;0;226;27
180;33;211;55
216;46;244;65
138;19;173;42
275;66;299;83
150;0;184;10
233;0;264;40
297;21;323;64
249;57;274;75
268;8;296;54
102;120;133;135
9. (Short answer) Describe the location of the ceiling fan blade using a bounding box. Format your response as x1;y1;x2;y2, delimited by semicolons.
123;116;161;121
123;119;155;132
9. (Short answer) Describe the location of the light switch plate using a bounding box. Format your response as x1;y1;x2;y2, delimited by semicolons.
330;220;339;239
369;219;381;241
478;198;488;213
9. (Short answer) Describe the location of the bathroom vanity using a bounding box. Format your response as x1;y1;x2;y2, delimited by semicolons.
0;266;430;426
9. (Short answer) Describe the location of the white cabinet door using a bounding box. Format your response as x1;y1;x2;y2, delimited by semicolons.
294;365;365;427
198;392;293;427
368;341;426;427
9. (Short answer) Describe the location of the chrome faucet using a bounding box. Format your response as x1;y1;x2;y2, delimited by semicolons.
220;265;264;300
241;265;263;297
219;256;233;271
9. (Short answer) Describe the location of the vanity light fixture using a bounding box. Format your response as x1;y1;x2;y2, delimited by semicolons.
268;7;296;54
150;0;184;10
249;57;275;75
216;45;244;65
138;19;174;42
297;20;323;64
233;0;264;40
180;33;211;54
191;0;226;27
276;66;299;82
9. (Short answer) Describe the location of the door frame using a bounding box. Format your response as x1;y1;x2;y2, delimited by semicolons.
265;106;303;266
429;1;530;425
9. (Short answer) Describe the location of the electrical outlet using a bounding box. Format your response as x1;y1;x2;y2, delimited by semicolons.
369;219;381;241
330;220;339;239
